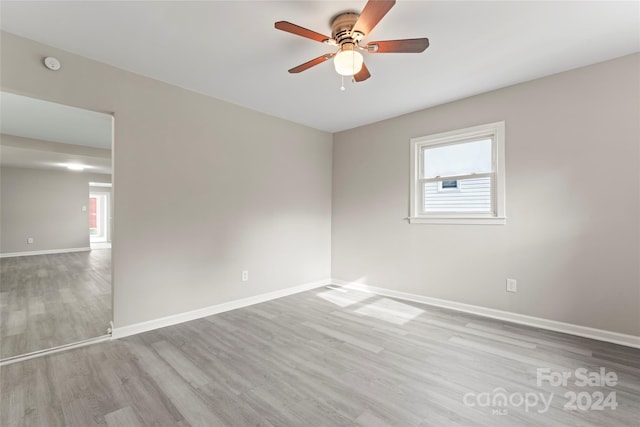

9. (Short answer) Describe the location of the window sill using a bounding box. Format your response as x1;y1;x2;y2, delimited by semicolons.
408;216;506;225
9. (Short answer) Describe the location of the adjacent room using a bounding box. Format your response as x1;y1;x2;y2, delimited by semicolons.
0;92;113;359
0;1;638;426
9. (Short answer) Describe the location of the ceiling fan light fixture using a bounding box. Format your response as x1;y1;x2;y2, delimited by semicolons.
66;163;87;171
334;46;363;76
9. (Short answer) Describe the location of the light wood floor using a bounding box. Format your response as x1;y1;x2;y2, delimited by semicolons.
2;286;639;426
0;250;111;359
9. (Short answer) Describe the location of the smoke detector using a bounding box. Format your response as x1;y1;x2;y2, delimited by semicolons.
43;56;61;71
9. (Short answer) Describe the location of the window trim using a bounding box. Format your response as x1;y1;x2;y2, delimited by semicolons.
409;121;506;225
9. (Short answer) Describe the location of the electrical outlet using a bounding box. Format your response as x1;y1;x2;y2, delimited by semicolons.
27;237;34;244
506;278;517;293
241;270;249;282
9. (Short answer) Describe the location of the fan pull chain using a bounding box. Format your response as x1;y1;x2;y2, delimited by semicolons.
340;75;346;92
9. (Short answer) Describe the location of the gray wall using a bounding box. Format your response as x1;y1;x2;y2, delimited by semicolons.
1;31;333;328
0;166;106;253
333;54;640;336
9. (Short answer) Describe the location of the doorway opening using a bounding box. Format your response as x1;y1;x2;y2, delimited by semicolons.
0;92;114;363
89;183;112;249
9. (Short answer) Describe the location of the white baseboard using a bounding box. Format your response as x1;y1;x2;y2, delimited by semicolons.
333;279;640;349
112;278;332;339
0;247;91;258
0;335;111;367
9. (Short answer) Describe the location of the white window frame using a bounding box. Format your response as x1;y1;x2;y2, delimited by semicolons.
409;121;506;225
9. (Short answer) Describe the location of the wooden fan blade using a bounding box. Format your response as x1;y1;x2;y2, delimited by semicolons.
354;63;371;82
366;38;430;53
288;53;335;73
353;0;396;36
275;21;329;43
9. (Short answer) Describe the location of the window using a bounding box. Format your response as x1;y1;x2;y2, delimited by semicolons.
409;121;506;224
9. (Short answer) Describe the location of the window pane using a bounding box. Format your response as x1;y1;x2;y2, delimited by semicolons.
424;176;492;213
423;138;492;179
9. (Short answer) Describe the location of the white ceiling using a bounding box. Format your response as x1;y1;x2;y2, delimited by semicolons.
1;92;113;149
1;92;113;174
1;1;638;133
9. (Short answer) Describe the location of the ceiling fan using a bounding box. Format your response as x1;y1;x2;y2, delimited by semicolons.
274;0;429;84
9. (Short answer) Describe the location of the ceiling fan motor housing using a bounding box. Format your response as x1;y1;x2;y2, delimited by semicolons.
331;13;364;47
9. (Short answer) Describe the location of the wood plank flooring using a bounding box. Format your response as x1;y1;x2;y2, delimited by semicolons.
0;250;111;359
2;286;639;426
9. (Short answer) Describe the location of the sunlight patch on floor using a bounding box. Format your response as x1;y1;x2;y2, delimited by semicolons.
354;298;424;325
316;288;372;307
